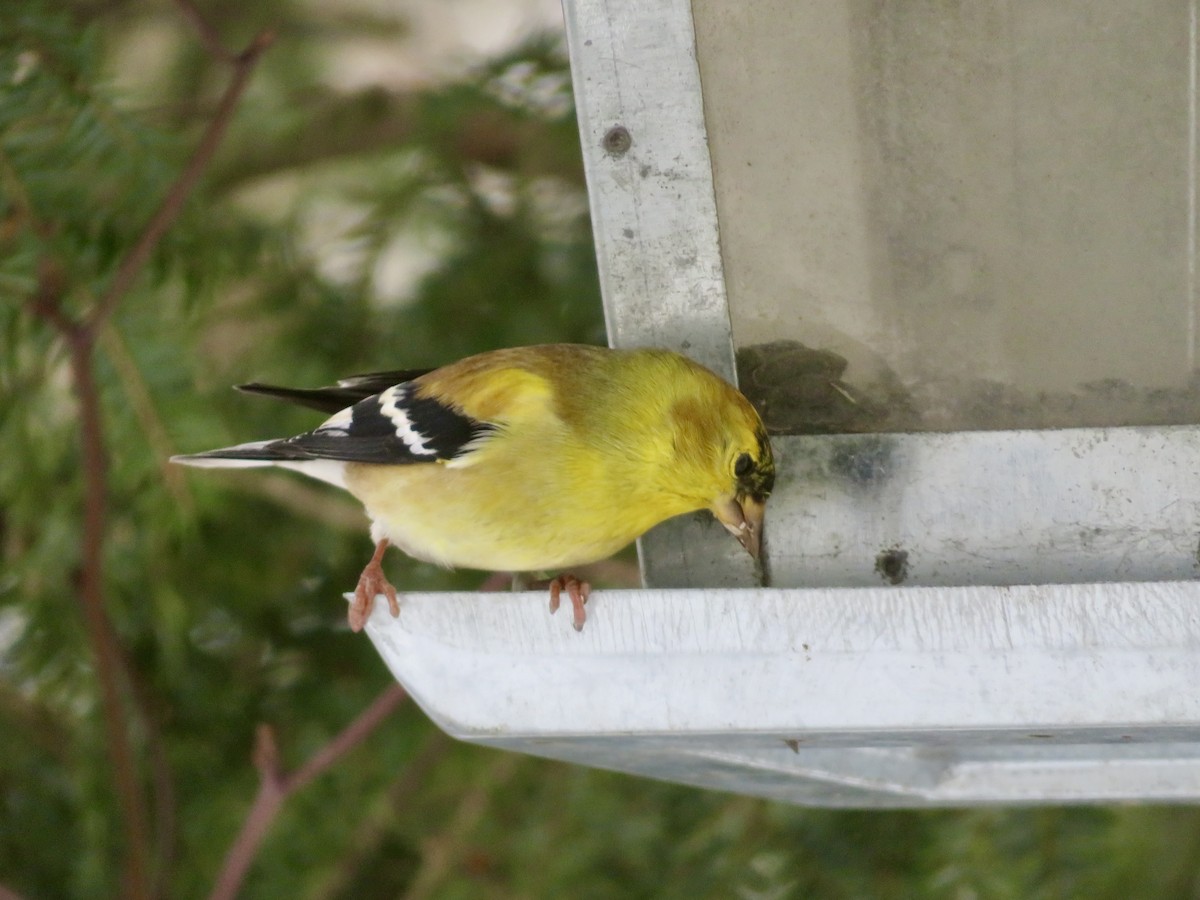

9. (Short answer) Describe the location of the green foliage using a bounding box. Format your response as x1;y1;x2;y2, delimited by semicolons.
4;2;1200;899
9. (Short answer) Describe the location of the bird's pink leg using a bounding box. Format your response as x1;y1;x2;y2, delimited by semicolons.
350;538;399;632
548;574;591;632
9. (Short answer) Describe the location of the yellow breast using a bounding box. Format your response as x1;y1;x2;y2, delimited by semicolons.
343;429;677;572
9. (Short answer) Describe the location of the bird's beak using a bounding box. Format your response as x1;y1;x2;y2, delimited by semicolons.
711;494;766;560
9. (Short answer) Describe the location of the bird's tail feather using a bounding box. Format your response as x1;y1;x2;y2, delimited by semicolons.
171;439;302;467
171;441;349;488
236;368;434;414
235;384;363;414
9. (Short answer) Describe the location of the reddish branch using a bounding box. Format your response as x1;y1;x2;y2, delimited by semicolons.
88;26;276;333
32;264;156;899
78;327;155;896
26;11;274;900
173;0;244;64
208;685;409;900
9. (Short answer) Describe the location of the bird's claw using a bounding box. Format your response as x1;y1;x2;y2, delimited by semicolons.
350;539;400;632
548;574;590;632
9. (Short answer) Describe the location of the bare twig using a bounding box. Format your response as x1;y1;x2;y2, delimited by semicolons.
173;0;240;63
120;651;180;899
477;571;512;592
0;148;33;242
28;260;74;335
288;685;409;793
30;266;153;900
0;681;71;761
232;473;369;532
402;753;521;900
23;10;275;897
86;26;275;332
211;89;586;191
72;339;154;898
310;731;454;900
99;323;194;513
478;557;641;595
207;685;409;900
0;884;31;900
206;727;285;900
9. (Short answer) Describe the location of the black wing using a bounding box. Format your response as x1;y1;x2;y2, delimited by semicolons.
237;368;436;414
270;381;495;465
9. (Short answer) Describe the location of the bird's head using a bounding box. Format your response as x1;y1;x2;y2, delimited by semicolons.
663;379;775;560
708;422;774;560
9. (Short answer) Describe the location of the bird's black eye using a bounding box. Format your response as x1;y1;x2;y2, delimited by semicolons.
734;452;753;478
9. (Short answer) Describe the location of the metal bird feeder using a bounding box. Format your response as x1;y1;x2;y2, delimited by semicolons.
363;0;1200;805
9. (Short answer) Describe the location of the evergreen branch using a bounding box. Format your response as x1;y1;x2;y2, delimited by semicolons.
0;148;34;239
73;343;154;900
29;263;154;900
119;644;182;899
289;684;409;793
27;261;76;337
229;472;371;532
174;0;241;63
147;705;180;900
98;323;195;514
310;731;454;900
86;25;276;333
402;753;521;900
23;13;276;897
0;680;72;762
209;88;585;192
207;684;409;900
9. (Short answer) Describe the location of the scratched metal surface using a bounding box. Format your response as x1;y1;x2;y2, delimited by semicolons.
562;0;761;591
761;427;1200;588
563;0;733;378
371;0;1200;805
361;582;1200;804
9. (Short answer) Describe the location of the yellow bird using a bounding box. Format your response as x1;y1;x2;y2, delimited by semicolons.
173;344;775;631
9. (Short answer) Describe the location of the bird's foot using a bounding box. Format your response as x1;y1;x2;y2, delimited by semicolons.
547;574;591;632
350;539;399;632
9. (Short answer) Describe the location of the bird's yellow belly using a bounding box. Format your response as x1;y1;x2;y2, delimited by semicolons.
343;460;648;573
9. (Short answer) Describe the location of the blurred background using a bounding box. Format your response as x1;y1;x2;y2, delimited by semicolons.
4;1;1200;897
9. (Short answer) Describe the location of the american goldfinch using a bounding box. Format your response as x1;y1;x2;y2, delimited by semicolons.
173;344;775;631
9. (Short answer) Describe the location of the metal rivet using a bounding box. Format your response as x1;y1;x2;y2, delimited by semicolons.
602;125;632;156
